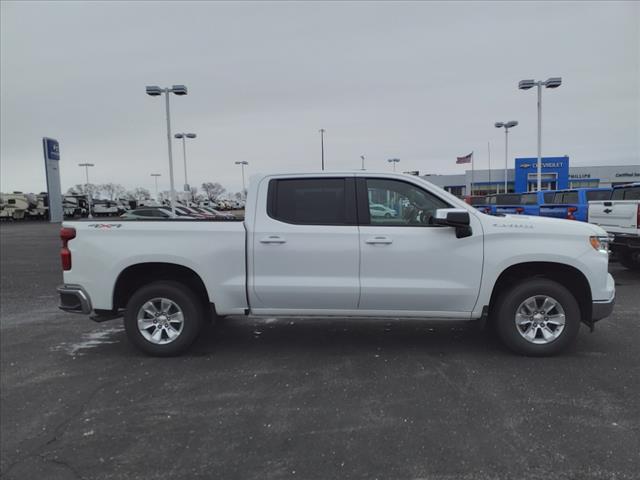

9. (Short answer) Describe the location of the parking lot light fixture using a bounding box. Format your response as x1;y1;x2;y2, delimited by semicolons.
145;84;189;216
78;163;95;219
360;155;365;170
174;132;197;193
387;158;400;172
495;121;518;193
518;77;562;191
235;161;249;199
151;173;161;200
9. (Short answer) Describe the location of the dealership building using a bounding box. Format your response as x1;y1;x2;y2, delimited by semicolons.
421;156;640;197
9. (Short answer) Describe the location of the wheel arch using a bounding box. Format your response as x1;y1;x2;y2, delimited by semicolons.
113;262;210;311
488;261;593;327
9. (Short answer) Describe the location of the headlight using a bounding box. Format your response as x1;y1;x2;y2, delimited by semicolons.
589;236;610;254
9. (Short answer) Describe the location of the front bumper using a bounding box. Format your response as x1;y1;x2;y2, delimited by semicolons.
57;284;92;314
592;297;615;322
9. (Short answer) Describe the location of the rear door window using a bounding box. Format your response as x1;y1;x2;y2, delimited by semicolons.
267;178;355;225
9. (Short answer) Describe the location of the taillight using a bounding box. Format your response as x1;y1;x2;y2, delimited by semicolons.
637;205;640;229
516;207;524;214
60;227;76;271
567;207;578;220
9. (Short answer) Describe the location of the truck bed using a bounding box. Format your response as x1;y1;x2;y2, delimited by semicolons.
63;220;248;314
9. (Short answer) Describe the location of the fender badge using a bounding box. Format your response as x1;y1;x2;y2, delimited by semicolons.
87;224;122;229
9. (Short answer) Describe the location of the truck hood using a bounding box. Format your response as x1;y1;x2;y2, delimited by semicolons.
482;213;607;237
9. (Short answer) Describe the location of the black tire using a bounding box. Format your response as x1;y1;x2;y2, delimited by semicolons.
618;250;640;271
124;281;204;356
493;278;581;356
384;213;391;218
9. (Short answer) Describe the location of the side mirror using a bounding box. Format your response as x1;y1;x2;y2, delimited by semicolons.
434;208;473;238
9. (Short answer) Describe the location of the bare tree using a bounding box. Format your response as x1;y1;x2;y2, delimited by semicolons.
127;187;151;201
201;182;226;201
100;183;126;201
67;184;97;196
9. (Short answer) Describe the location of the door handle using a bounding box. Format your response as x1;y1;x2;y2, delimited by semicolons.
365;236;393;245
260;235;286;244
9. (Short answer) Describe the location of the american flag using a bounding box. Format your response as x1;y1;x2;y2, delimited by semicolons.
456;152;473;164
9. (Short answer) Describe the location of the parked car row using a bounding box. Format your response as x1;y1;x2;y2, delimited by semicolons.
0;192;245;221
467;186;635;221
0;192;49;221
120;205;237;220
465;183;640;270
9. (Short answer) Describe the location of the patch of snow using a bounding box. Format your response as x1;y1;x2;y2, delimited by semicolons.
52;326;123;356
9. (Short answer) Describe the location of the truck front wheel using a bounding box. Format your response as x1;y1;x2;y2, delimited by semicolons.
124;281;204;356
493;278;581;356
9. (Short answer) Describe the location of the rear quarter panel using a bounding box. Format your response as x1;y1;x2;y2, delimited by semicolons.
62;221;247;314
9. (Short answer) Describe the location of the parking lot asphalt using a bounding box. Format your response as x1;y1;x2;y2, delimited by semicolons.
1;222;639;480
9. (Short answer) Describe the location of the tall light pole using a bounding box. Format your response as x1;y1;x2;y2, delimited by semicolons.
494;121;518;193
234;161;249;199
387;158;400;172
360;155;365;170
78;163;94;219
145;84;188;216
174;133;196;194
518;77;562;191
319;128;325;170
150;173;161;201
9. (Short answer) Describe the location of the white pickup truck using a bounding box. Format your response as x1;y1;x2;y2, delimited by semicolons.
58;172;615;357
588;183;640;271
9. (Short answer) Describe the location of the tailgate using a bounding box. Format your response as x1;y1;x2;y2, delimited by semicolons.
539;204;569;219
589;201;639;232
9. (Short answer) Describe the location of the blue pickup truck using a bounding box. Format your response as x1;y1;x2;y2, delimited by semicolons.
519;191;556;216
539;188;612;222
492;194;524;215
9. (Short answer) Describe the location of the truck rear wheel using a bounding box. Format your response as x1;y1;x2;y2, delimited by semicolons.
124;281;204;356
493;278;581;356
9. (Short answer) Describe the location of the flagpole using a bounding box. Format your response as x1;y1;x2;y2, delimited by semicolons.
487;142;492;191
471;152;474;196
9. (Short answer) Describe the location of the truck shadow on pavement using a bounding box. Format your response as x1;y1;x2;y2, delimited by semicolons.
190;317;521;358
85;317;513;359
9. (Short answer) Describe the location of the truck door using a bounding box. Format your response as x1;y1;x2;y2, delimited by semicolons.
357;177;483;315
250;176;360;312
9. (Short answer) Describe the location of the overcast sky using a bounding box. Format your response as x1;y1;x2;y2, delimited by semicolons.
1;1;639;195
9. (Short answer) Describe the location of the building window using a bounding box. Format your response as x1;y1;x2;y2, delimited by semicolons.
472;183;514;195
445;186;465;197
569;180;600;188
